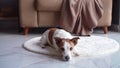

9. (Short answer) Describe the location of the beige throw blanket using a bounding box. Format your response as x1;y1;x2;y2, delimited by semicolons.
59;0;103;35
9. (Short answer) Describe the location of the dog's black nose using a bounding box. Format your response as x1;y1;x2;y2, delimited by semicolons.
65;56;70;61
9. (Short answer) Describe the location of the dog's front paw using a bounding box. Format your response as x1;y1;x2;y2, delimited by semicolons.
73;53;79;56
41;46;46;49
41;44;46;49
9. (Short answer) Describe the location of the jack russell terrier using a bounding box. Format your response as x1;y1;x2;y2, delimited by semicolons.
40;28;79;61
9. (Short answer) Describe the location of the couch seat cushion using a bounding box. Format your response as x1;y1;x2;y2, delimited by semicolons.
36;0;63;12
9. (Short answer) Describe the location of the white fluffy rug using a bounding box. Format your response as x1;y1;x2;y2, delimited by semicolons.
23;36;119;57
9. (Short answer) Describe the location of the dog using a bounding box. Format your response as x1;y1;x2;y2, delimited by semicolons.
40;28;79;61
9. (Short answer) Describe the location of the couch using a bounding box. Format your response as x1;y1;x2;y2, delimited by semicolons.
19;0;112;35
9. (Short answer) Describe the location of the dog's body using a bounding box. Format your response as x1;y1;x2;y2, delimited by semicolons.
40;28;79;61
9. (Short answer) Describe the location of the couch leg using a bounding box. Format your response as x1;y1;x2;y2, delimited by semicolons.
24;27;29;35
103;26;108;34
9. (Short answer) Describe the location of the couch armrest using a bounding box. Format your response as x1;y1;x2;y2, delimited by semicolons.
19;0;38;27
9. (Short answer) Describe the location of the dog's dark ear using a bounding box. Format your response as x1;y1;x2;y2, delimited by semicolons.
70;37;79;45
54;37;62;45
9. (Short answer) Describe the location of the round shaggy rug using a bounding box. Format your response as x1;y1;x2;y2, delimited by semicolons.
23;36;119;57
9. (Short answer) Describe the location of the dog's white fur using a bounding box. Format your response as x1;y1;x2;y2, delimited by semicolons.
40;28;79;61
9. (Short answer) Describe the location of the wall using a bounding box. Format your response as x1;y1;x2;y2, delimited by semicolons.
0;0;19;29
111;0;120;31
0;0;18;17
0;0;18;8
112;0;120;25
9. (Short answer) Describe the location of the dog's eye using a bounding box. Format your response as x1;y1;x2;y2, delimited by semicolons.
70;47;73;51
61;48;65;51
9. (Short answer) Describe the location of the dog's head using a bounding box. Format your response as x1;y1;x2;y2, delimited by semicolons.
55;37;79;61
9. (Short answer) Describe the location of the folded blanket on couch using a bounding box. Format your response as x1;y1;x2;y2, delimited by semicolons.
59;0;103;35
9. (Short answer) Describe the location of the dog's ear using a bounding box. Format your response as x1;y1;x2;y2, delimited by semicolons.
54;37;62;45
70;37;79;45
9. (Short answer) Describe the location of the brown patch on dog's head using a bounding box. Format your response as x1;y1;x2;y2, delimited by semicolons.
69;37;79;51
70;37;79;45
54;37;79;51
54;37;63;46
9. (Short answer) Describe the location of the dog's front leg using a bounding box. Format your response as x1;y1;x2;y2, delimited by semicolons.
72;47;79;56
40;35;48;48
